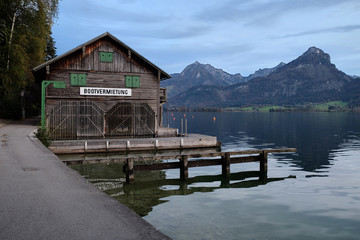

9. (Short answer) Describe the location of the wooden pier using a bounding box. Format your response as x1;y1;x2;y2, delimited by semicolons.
123;148;296;183
50;134;219;154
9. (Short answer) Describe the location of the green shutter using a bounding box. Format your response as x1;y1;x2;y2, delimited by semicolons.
132;76;140;88
107;52;113;63
70;73;87;86
78;74;87;86
126;76;133;87
100;52;107;62
70;73;78;85
125;76;140;88
100;52;113;63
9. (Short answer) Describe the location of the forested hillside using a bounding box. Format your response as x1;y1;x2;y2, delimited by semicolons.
0;0;59;118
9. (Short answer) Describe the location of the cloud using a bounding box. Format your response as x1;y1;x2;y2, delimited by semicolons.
195;0;359;27
59;0;169;26
145;25;213;40
281;25;360;38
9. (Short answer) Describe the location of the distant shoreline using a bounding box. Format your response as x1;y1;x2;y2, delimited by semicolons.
165;101;360;112
166;109;360;113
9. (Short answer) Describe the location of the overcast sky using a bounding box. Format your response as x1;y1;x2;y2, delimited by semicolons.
52;0;360;76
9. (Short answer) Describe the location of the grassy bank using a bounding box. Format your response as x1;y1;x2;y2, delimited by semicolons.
223;101;351;112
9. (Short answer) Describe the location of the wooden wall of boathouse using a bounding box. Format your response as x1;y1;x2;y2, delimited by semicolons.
33;33;170;140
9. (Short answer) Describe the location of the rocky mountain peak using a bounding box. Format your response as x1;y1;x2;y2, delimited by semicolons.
299;46;331;63
181;61;228;76
163;61;244;98
246;62;286;80
279;47;332;72
306;46;324;54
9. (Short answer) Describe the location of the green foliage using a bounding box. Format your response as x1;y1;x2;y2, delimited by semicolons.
35;126;52;147
44;32;57;61
259;106;281;112
312;101;348;111
0;0;60;118
223;103;350;112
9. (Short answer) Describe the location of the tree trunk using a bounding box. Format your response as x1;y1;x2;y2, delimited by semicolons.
7;11;17;70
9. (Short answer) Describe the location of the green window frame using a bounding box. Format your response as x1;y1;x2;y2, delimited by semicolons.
70;73;87;86
100;51;113;63
125;75;140;88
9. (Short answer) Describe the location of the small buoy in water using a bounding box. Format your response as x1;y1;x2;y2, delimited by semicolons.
184;114;186;117
173;117;176;120
213;117;216;121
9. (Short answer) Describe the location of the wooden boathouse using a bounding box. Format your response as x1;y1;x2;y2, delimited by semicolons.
32;32;173;140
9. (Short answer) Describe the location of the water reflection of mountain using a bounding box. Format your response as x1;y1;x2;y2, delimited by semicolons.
168;112;360;172
70;163;294;216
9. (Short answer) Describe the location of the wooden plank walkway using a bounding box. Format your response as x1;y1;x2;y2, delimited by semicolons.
123;148;296;182
50;134;219;154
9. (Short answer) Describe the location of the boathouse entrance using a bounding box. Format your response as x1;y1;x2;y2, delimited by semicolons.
106;102;155;138
48;100;156;140
48;100;104;140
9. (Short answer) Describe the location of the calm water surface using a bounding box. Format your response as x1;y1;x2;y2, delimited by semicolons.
71;112;360;240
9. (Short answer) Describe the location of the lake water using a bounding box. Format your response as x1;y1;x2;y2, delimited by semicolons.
70;112;360;240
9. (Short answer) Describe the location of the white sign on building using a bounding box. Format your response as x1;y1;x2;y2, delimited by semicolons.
80;87;132;96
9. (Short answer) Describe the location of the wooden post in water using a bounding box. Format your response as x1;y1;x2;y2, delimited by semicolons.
222;152;231;175
126;158;134;183
259;151;268;180
180;155;189;180
181;118;183;136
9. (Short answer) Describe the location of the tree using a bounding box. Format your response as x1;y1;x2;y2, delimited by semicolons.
0;0;60;118
45;31;57;61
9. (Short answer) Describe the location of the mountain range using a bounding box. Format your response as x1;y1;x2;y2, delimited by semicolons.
161;47;360;108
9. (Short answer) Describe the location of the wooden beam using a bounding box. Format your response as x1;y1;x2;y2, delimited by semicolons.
188;158;222;167
230;155;259;163
133;155;261;172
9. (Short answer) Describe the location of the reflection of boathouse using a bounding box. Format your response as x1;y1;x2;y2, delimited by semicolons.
33;32;171;140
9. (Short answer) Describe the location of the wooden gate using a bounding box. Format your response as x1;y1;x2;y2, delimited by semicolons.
48;100;104;140
106;102;155;138
48;101;155;140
